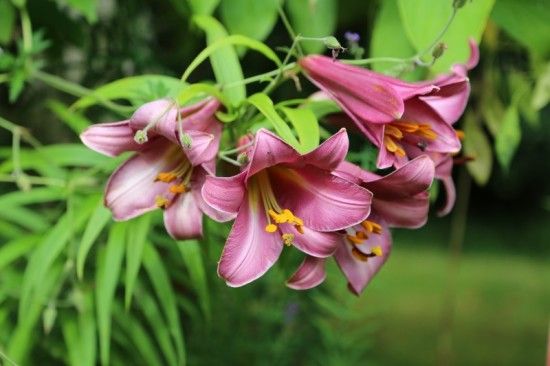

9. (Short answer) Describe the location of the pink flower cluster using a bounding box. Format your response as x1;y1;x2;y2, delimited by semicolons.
80;41;478;294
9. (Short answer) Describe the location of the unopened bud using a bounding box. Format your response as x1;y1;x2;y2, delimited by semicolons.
432;42;447;59
133;130;148;144
453;0;467;9
180;133;193;149
237;152;249;165
323;36;342;50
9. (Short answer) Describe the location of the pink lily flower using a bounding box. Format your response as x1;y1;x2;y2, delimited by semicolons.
287;155;435;294
299;40;479;170
80;98;225;239
201;128;373;287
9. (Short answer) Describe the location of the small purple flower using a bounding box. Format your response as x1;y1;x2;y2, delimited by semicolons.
344;32;360;43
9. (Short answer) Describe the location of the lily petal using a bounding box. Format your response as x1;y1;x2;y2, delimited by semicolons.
281;224;340;258
302;128;349;171
299;55;404;123
334;220;392;295
164;191;203;239
434;154;456;216
419;78;470;125
80;121;140;157
217;193;283;287
364;155;434;228
286;256;327;290
105;140;181;220
130;99;179;144
246;129;300;181
201;171;246;221
270;165;372;232
181;130;219;166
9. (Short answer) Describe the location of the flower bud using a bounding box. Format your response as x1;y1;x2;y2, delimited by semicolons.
237;152;249;165
453;0;467;9
432;42;447;60
323;36;342;50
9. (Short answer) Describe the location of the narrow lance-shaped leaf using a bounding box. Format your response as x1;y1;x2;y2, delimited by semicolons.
96;222;127;366
143;242;186;365
178;240;211;321
77;200;112;279
193;15;246;106
280;106;320;153
248;93;300;149
124;214;152;309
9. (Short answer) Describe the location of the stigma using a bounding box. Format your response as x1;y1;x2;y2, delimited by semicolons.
384;120;437;158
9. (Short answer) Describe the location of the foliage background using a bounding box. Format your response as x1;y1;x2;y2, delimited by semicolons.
0;0;549;365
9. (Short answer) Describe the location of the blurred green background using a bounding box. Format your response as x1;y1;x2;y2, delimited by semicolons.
0;0;548;365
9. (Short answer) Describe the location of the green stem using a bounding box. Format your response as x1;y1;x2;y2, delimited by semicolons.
32;70;133;116
418;7;457;59
278;5;303;57
0;348;19;366
11;128;22;176
0;116;41;147
223;63;296;90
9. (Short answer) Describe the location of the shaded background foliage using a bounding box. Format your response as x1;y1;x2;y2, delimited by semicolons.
0;0;548;365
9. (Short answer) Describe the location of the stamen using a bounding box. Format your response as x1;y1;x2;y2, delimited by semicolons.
155;195;170;209
346;234;364;245
361;220;383;234
265;224;278;233
392;121;420;133
169;184;187;194
385;125;404;139
417;124;437;140
282;233;294;246
156;172;178;183
455;129;465;140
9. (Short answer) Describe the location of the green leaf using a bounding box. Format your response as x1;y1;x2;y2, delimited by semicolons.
77;201;112;279
370;0;424;80
112;305;164;366
136;287;179;366
47;100;91;134
72;75;184;111
248;93;300;149
532;62;550;110
143;242;186;365
62;0;97;23
0;206;50;232
62;291;96;366
174;83;229;108
398;0;495;73
491;0;550;58
177;240;211;320
96;222;127;366
124;214;151;309
193;15;246;106
280;106;319;153
494;105;521;171
181;34;281;83
19;195;98;319
286;0;337;54
220;0;279;42
0;187;65;207
0;0;16;44
463;113;493;185
7;263;63;363
0;235;39;271
187;0;219;15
